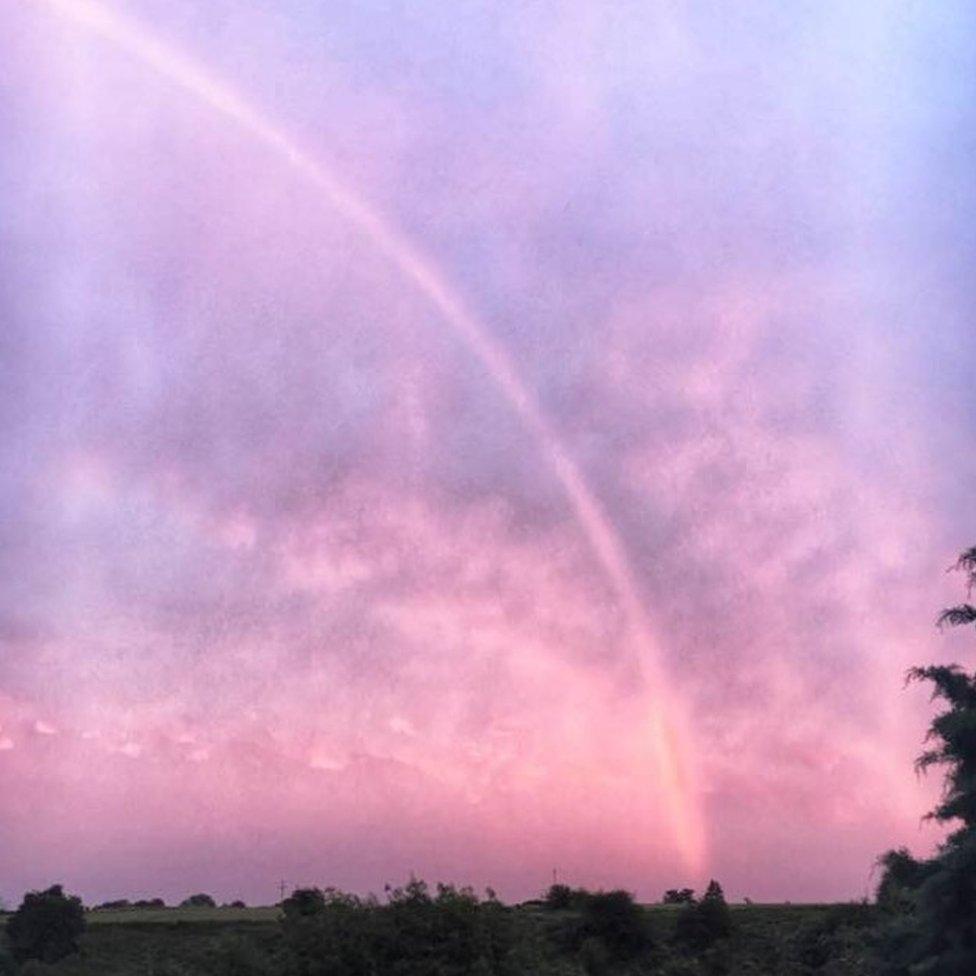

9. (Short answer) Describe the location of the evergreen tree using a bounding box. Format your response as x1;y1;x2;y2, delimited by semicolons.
879;547;976;975
673;879;732;952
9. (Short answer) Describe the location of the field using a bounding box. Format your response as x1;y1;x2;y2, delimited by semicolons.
1;901;879;975
84;905;282;926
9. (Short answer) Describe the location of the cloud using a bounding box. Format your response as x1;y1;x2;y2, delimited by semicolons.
0;0;973;905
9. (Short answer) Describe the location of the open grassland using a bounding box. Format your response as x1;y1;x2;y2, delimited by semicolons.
84;905;282;925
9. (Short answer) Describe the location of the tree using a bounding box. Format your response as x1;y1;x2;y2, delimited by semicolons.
6;885;86;964
542;883;590;912
935;546;976;632
663;888;696;905
697;881;732;941
673;880;732;952
875;848;937;913
93;899;130;911
543;883;574;910
878;547;976;975
278;879;524;976
281;887;327;919
180;893;216;908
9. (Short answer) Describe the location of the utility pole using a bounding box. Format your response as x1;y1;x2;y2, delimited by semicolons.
278;880;288;904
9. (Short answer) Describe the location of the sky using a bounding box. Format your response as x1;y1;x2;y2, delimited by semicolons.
1;0;975;907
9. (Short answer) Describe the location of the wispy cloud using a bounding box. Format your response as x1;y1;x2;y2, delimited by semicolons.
0;0;973;905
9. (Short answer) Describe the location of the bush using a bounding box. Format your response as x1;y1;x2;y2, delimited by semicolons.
542;885;590;913
134;897;167;910
204;932;276;976
875;848;936;913
93;899;130;911
282;887;328;918
663;889;696;905
577;889;652;963
794;904;877;974
0;942;17;976
280;887;377;975
6;885;86;964
579;936;611;976
17;963;58;976
544;884;575;910
180;893;216;909
278;878;525;976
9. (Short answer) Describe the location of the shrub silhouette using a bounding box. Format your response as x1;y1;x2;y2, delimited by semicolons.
278;878;524;975
557;888;653;973
93;899;130;911
663;888;696;905
543;883;574;910
6;885;86;964
577;889;652;962
795;903;876;970
180;893;216;908
282;887;331;918
134;898;166;909
0;942;16;976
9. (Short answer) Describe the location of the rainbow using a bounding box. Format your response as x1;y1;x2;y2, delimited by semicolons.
35;0;706;873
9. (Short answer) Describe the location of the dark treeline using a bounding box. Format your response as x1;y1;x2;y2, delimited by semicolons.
0;878;877;976
1;547;974;976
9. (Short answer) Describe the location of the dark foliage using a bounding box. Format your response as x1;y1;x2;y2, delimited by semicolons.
542;883;592;913
663;889;696;905
793;902;877;971
0;942;15;976
6;885;86;964
0;895;894;975
877;547;976;976
180;893;217;909
577;890;653;962
907;664;976;830
133;898;166;909
278;878;527;976
281;888;328;919
936;547;976;633
202;931;278;976
543;883;574;910
875;849;937;913
673;881;732;953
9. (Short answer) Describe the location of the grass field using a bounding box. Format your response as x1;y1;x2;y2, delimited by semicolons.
83;905;282;925
74;902;837;924
0;900;879;974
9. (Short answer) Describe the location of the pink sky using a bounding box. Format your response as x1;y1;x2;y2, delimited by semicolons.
1;0;974;906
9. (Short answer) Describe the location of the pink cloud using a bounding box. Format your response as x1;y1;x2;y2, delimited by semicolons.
1;0;974;907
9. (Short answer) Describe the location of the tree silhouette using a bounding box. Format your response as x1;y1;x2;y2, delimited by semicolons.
673;880;732;952
180;893;217;909
879;547;976;975
6;885;85;964
936;547;976;631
